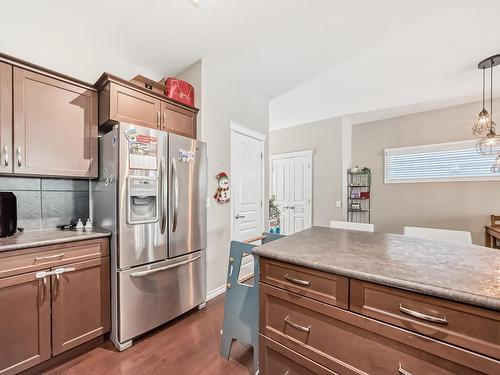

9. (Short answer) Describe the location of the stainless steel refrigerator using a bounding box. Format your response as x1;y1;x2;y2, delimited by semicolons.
93;122;207;351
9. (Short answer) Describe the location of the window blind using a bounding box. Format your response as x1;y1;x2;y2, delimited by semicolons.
384;140;499;183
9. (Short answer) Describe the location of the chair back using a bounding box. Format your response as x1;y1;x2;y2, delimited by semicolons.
403;226;472;245
491;215;500;227
329;220;374;232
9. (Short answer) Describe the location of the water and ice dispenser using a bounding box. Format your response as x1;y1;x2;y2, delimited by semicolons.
127;175;159;224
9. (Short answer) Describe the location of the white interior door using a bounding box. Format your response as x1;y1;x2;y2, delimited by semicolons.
271;151;312;235
231;129;264;243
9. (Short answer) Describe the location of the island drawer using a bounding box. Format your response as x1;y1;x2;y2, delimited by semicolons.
260;283;500;375
260;258;349;309
350;279;500;360
0;238;109;278
259;334;338;375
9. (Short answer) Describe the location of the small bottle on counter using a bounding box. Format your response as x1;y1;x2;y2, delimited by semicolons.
75;219;84;231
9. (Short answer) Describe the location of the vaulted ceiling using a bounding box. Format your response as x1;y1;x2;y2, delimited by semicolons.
1;0;499;129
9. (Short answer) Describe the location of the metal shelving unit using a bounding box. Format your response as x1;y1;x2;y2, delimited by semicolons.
347;170;371;223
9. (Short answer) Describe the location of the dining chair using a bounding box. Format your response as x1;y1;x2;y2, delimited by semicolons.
403;226;472;245
329;220;374;232
491;215;500;227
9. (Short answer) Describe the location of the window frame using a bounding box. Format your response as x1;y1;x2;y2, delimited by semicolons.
384;140;500;184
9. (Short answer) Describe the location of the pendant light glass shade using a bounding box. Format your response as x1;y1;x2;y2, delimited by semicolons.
473;67;492;135
491;153;500;173
476;126;500;156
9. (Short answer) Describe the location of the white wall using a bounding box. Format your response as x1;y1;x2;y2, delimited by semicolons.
178;57;269;296
269;117;345;227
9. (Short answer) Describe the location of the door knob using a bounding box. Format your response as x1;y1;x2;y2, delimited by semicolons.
235;214;246;219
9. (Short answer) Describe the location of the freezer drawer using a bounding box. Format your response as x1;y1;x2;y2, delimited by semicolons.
118;251;206;343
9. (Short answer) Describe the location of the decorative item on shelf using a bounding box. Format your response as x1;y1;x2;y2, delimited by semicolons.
349;165;360;173
360;167;372;185
214;172;230;204
473;54;500;172
164;77;195;107
350;188;361;198
360;191;370;199
351;202;361;210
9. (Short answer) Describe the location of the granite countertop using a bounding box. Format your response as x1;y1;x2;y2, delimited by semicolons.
253;226;500;311
0;227;111;253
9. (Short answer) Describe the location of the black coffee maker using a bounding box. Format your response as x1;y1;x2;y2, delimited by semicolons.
0;192;17;237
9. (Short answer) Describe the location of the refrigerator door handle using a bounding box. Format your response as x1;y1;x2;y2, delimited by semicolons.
130;255;202;277
171;157;179;233
160;157;166;234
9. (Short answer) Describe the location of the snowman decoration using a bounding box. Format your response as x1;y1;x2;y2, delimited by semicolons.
214;172;230;204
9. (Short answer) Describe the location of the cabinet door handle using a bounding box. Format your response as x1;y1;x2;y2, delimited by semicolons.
52;267;76;299
398;363;414;375
16;147;21;167
284;315;311;333
34;253;65;262
284;274;311;286
399;304;448;325
156;111;160;128
163;112;166;129
3;145;8;166
39;277;47;303
289;206;295;210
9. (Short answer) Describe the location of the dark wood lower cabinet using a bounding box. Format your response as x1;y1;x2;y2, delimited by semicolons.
0;239;110;375
51;257;110;355
259;257;500;375
0;271;51;375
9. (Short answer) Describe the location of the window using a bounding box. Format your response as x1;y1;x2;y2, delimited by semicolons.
384;140;499;183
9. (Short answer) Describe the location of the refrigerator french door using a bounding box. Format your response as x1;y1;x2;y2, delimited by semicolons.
93;123;207;351
168;133;207;258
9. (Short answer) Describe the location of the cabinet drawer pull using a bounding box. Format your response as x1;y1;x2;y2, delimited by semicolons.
399;304;448;325
34;253;65;261
398;363;414;375
284;274;311;286
284;315;311;333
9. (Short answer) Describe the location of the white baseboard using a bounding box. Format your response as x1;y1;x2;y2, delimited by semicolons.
206;284;226;301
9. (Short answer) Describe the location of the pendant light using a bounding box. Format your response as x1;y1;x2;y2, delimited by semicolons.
472;68;492;135
476;55;500;157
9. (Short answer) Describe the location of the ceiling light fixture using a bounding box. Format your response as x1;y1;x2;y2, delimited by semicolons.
188;0;199;7
475;55;500;164
472;67;492;135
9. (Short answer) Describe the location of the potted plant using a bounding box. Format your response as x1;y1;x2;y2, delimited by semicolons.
269;195;281;233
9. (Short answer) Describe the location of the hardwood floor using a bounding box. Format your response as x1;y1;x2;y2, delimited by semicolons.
42;295;253;375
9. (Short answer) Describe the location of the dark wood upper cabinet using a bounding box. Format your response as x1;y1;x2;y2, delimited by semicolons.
0;271;51;375
0;62;12;174
51;257;110;355
13;67;98;178
102;81;161;129
161;100;197;139
96;73;198;139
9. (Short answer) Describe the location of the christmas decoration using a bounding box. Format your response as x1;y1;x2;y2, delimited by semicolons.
214;172;230;204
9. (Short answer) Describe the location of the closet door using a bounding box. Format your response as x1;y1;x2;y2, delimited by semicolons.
272;158;290;235
288;156;311;234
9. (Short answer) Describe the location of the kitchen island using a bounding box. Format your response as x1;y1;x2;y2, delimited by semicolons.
253;226;500;375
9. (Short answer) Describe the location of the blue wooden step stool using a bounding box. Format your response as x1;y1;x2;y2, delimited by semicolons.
220;233;284;374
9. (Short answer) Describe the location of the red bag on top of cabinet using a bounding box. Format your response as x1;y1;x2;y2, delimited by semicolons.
164;78;195;107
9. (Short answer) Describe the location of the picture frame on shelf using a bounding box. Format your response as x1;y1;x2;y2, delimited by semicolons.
350;188;361;198
351;202;361;210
